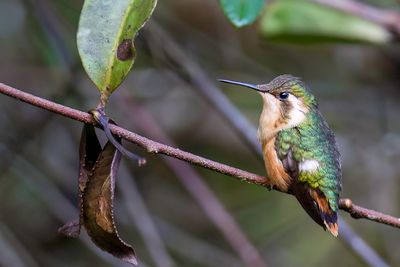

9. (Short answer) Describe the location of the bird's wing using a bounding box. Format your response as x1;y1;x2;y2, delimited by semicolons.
276;111;341;236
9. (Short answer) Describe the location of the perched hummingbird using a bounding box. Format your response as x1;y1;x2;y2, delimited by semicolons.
219;75;342;236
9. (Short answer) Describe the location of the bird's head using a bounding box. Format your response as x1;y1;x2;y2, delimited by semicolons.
219;74;317;129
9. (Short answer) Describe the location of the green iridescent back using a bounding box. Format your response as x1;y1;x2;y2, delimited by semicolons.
276;108;342;211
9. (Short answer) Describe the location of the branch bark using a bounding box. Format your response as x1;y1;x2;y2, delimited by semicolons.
1;82;400;229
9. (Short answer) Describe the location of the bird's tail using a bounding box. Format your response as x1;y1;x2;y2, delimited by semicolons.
292;184;338;236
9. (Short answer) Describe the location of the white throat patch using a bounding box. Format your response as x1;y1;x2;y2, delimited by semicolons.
285;94;308;128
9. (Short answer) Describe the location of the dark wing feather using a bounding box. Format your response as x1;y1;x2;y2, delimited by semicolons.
279;148;338;236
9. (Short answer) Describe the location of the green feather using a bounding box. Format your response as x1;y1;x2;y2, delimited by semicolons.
277;109;342;211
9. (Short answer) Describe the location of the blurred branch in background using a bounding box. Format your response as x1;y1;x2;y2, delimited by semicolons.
144;21;261;154
2;148;136;266
1;83;399;231
2;128;251;267
311;0;400;37
119;165;176;267
119;95;267;267
0;0;79;178
0;223;40;267
155;219;243;267
339;218;390;267
23;0;74;71
144;22;261;156
0;110;53;176
142;19;390;267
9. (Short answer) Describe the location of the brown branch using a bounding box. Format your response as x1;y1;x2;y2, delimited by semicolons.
1;82;400;229
339;198;400;228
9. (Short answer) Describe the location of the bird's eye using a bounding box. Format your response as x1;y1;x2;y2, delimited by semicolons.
279;92;289;100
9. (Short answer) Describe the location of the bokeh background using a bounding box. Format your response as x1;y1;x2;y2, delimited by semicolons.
1;0;400;266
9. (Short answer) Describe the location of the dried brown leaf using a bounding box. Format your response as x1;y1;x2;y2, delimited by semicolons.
83;140;137;265
59;124;102;237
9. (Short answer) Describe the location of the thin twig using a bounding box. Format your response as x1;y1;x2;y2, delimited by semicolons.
340;198;400;228
1;83;400;230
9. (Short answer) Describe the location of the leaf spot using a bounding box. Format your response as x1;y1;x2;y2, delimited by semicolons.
117;39;134;61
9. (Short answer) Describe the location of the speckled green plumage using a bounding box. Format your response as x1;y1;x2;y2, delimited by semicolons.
276;107;341;212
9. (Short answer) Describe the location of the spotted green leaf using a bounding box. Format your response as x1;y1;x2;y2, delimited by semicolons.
259;0;391;43
77;0;157;98
220;0;265;27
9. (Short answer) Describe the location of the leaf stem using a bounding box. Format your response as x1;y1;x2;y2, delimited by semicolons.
89;108;146;166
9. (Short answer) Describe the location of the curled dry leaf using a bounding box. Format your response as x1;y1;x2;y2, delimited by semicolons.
83;139;137;265
58;124;102;237
59;124;137;265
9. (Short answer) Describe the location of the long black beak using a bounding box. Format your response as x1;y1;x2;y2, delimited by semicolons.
218;79;265;92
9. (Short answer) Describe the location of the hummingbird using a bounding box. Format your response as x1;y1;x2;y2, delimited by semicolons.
219;75;342;236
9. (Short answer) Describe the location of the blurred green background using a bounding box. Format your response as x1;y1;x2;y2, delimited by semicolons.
1;0;400;266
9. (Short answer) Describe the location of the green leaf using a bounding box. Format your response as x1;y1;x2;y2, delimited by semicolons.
259;0;391;44
220;0;266;27
77;0;157;97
